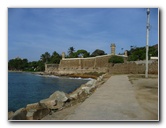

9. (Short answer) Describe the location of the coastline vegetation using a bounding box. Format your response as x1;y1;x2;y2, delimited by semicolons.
8;47;107;72
127;44;158;61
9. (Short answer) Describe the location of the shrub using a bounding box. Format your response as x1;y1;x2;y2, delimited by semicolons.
108;55;124;63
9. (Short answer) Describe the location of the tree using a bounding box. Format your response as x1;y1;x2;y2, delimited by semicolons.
149;46;158;56
8;58;28;71
91;49;106;57
28;61;38;71
109;55;124;63
36;60;45;71
127;44;158;61
40;52;51;63
8;59;17;70
50;51;61;64
68;47;75;57
27;61;45;71
75;49;90;58
22;59;28;70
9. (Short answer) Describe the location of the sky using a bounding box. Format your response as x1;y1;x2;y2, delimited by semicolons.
8;8;158;61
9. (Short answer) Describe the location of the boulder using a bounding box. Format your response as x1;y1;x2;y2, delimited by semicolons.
33;108;50;120
86;79;97;87
97;75;104;82
77;90;87;101
97;76;101;82
89;85;97;92
26;102;39;111
81;87;91;94
10;108;27;120
8;111;14;120
26;109;36;120
40;98;57;109
69;93;78;100
49;91;69;102
26;108;50;120
39;91;69;110
26;102;50;120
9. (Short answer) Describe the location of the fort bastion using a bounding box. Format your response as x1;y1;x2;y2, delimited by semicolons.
45;44;158;75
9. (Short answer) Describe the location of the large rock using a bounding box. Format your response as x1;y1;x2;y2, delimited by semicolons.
26;102;39;111
9;91;70;120
69;93;78;100
10;108;27;120
49;91;69;102
25;102;50;120
33;108;50;120
40;98;57;109
39;91;69;110
85;79;97;87
26;108;50;120
26;103;50;120
26;109;36;120
8;111;14;120
81;87;91;94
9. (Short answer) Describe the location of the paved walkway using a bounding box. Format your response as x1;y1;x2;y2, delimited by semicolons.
65;75;148;120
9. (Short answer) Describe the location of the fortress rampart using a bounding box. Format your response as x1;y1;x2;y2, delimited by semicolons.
58;54;121;74
45;54;127;74
45;43;158;75
45;55;158;75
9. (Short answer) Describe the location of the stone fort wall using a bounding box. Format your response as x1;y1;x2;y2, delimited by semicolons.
45;54;124;74
45;64;59;73
45;55;158;75
109;60;158;74
58;54;117;74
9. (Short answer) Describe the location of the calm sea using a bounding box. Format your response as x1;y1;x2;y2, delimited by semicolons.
8;72;89;112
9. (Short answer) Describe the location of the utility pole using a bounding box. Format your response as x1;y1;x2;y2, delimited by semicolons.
145;8;150;78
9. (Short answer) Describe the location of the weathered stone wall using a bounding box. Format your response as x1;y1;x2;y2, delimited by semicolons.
109;61;158;74
148;61;158;74
45;55;158;75
45;64;59;73
81;58;95;69
95;55;110;68
57;54;118;74
59;59;80;70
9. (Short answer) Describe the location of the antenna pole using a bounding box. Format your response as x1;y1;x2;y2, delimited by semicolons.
145;8;150;78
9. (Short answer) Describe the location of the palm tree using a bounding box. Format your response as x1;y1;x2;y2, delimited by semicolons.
68;47;75;57
121;48;124;54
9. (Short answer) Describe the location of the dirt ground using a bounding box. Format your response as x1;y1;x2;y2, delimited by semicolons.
128;74;159;120
42;74;159;120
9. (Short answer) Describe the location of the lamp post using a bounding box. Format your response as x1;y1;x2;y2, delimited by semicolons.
145;8;150;78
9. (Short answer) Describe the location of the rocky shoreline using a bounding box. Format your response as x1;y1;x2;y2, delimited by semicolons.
8;73;107;120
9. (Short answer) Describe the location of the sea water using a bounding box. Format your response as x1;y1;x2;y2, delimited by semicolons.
8;72;89;112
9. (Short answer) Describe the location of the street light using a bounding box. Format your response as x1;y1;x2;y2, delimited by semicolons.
145;8;150;78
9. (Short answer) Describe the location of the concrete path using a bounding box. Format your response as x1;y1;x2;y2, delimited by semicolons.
65;75;148;120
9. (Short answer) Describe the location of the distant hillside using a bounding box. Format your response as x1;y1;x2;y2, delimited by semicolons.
127;44;158;61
